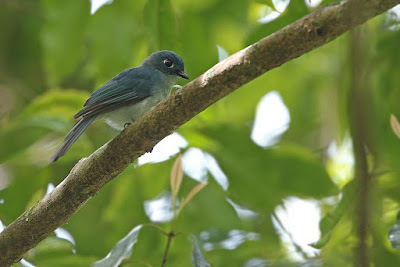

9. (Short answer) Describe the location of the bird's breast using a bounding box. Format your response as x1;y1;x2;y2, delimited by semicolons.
101;93;168;131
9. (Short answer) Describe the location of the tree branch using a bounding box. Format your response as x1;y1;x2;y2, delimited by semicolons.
0;0;398;265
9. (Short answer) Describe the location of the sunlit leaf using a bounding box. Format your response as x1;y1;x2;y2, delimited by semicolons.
171;154;183;198
390;114;400;139
91;225;143;267
190;236;211;267
311;181;355;249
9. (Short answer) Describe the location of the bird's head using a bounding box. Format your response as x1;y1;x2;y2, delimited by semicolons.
142;50;189;80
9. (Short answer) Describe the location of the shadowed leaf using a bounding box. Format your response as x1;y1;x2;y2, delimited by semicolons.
190;236;211;267
311;181;355;249
91;225;142;267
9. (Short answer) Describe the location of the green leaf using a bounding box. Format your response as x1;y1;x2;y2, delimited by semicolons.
177;182;207;216
144;0;177;51
91;225;143;267
20;89;90;120
0;89;91;163
33;255;99;267
41;0;89;86
311;181;355;249
197;125;337;213
24;237;75;263
88;0;144;80
0;116;66;163
177;178;240;232
190;236;211;267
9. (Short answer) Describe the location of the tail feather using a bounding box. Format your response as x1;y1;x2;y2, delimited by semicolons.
50;116;96;163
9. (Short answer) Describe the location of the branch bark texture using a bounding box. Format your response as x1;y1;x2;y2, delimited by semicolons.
0;0;398;265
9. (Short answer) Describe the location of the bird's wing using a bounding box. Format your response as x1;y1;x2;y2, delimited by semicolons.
74;68;155;119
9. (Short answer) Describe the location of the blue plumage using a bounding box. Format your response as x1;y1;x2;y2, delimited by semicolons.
50;50;188;163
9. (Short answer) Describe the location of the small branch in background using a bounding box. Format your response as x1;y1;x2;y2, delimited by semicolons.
0;0;41;15
348;5;370;265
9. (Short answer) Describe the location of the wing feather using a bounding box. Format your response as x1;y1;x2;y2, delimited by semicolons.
74;67;154;119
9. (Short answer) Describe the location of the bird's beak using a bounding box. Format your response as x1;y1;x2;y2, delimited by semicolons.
177;70;189;79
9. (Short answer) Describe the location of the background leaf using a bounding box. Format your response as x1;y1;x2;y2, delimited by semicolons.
91;225;142;267
191;236;211;267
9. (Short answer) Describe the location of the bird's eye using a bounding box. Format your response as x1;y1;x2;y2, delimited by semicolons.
164;59;173;68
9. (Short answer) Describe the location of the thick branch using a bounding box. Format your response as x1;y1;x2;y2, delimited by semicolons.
0;0;398;265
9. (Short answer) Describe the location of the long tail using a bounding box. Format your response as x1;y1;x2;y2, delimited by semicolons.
50;116;96;163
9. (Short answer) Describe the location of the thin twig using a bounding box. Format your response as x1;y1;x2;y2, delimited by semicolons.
161;232;175;267
142;223;169;236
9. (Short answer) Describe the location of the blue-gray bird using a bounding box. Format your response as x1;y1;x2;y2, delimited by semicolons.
50;50;188;162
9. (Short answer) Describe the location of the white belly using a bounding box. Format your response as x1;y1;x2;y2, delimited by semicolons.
101;96;163;130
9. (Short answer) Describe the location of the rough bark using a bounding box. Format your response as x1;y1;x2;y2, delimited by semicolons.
0;0;398;265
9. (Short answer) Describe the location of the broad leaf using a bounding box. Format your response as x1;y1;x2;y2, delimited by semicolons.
191;236;211;267
91;225;142;267
197;125;337;213
312;181;355;249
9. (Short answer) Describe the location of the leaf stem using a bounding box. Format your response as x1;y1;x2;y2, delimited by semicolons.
142;223;168;236
161;231;175;267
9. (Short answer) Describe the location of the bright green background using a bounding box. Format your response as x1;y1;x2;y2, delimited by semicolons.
0;0;400;266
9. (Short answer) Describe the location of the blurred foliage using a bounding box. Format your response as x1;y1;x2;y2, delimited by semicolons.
0;0;400;266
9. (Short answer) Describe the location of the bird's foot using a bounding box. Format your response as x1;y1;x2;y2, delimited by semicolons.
147;147;153;153
124;122;131;128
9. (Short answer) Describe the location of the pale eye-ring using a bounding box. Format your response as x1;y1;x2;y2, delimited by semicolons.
164;59;173;68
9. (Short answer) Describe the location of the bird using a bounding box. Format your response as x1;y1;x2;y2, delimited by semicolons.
50;50;189;163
